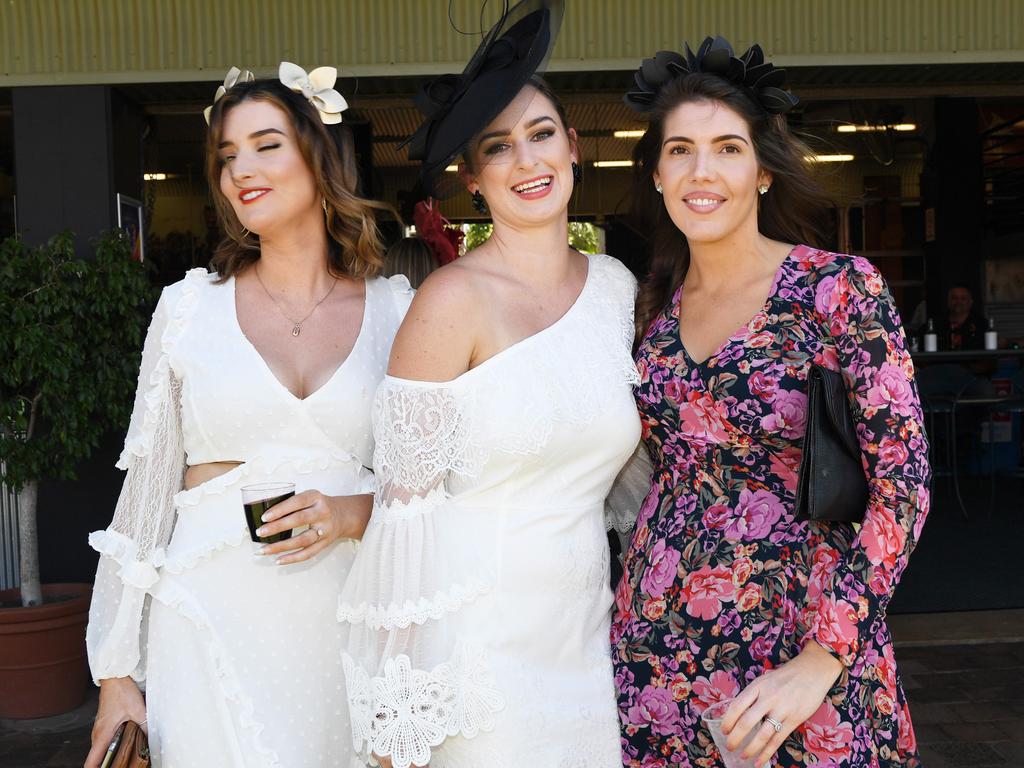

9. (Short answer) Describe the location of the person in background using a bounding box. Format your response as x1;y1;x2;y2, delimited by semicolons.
941;284;985;350
381;235;437;289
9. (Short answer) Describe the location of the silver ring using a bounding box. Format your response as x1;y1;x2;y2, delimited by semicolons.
315;526;325;538
764;715;783;733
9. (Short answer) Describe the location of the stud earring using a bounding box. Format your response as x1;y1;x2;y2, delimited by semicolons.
655;183;663;194
472;190;488;214
571;161;582;185
758;184;769;195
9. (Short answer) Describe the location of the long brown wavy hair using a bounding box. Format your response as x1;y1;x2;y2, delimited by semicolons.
631;73;832;342
205;80;388;280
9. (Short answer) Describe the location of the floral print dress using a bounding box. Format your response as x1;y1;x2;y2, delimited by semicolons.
612;246;931;767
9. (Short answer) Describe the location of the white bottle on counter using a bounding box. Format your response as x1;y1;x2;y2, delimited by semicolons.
923;318;938;352
985;317;998;350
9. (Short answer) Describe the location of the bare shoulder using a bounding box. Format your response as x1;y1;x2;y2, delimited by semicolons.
388;260;487;382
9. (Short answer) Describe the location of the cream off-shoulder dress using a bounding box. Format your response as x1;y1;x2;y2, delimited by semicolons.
338;253;649;768
86;268;412;767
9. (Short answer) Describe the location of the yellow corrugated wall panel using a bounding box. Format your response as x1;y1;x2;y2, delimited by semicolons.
2;0;1022;85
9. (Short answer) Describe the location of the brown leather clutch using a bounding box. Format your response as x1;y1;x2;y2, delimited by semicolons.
100;721;151;768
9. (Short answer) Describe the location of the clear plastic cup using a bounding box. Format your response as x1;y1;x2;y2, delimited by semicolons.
700;698;760;768
240;482;295;544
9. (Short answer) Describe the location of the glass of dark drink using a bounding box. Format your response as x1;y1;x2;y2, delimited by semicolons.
241;482;296;544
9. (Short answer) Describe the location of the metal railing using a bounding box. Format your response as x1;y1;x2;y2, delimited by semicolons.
0;462;20;592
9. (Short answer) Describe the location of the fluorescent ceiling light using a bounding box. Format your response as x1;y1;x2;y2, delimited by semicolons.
836;123;916;133
808;154;855;162
613;130;645;138
143;172;167;181
592;160;634;168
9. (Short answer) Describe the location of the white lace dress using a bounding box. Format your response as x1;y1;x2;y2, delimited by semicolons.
86;268;412;768
338;253;643;768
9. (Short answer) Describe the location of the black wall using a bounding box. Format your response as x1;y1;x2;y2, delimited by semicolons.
922;97;986;313
13;85;144;256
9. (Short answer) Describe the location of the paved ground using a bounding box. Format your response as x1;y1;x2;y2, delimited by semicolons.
2;612;1023;767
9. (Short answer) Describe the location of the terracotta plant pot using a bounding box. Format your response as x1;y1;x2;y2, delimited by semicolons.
0;582;92;718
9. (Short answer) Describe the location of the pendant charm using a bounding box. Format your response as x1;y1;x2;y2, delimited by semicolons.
292;324;301;337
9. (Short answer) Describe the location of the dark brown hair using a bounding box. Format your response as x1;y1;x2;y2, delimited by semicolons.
205;80;388;280
632;73;831;342
461;75;573;174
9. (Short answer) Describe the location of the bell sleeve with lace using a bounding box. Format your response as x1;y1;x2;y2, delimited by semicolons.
338;377;504;768
86;289;187;685
605;439;653;552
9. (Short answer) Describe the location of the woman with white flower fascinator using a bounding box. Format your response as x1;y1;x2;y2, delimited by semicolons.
84;62;413;767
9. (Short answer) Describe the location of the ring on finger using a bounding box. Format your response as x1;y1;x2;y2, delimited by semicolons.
764;715;783;733
314;526;325;538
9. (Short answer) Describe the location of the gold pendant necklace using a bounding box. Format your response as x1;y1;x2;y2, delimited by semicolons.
254;265;337;338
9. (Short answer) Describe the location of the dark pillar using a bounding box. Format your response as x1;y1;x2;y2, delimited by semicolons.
12;85;144;256
922;97;985;315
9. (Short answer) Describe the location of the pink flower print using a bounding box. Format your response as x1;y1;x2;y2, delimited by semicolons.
862;506;906;570
806;546;841;604
702;502;731;531
803;701;855;762
637;488;660;528
627;684;682;736
663;377;684;406
691;670;740;712
682;565;736;620
640;539;682;598
897;698;918;754
724;488;785;541
866;362;916;417
814;270;851;316
748;370;777;401
679;391;730;444
877;435;909;472
814;596;859;660
760;388;807;439
768;446;802;492
747;330;775;349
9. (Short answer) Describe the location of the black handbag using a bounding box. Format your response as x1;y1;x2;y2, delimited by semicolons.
794;364;869;523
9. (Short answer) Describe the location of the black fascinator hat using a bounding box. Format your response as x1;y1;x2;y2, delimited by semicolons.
403;0;565;197
624;35;798;116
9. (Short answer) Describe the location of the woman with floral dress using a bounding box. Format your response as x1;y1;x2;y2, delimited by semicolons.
611;38;931;767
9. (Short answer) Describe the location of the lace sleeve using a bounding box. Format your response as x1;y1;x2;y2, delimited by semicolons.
605;440;653;550
338;378;503;768
86;287;188;684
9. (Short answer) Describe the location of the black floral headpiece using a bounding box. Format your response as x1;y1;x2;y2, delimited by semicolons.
624;35;798;116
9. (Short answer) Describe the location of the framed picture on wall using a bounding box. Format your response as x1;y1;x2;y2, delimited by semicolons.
116;193;145;262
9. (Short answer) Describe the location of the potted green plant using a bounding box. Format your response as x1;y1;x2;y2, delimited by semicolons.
0;231;152;718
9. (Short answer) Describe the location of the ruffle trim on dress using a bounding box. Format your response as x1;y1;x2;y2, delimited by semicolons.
337;578;492;631
173;450;368;508
375;487;449;522
89;529;162;590
342;645;504;768
151;577;283;768
386;273;414;300
117;268;207;470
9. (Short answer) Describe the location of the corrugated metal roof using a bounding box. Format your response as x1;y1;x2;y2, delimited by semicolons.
3;0;1022;86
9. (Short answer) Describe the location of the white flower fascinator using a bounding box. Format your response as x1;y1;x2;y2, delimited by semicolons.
278;61;348;124
203;66;255;124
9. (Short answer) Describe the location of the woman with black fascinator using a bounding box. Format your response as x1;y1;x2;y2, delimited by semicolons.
338;1;643;766
611;37;930;768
